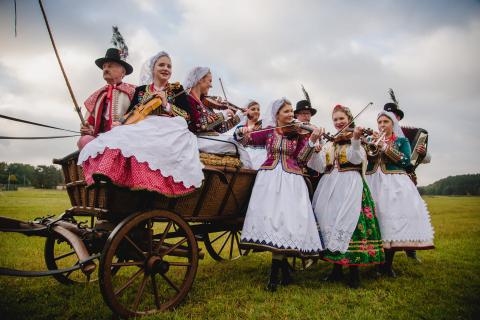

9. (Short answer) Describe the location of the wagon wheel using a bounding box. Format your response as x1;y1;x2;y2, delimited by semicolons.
203;226;250;261
45;234;98;285
99;210;198;318
45;232;124;285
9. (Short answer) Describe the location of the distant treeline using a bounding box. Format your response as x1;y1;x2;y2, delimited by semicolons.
418;174;480;196
0;162;63;189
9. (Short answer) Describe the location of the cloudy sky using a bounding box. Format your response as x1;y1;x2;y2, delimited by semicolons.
0;0;479;185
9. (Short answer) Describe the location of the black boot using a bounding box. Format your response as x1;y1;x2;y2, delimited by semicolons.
280;258;294;286
381;250;396;278
406;250;422;263
266;259;281;292
324;264;343;282
348;266;360;289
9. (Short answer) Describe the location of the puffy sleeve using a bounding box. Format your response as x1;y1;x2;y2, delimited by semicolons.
308;142;330;173
347;138;366;165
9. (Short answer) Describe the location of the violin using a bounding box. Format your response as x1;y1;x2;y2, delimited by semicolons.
332;127;374;143
121;95;163;125
202;96;246;113
280;121;336;142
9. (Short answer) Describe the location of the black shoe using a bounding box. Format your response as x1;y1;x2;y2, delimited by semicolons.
324;264;343;282
380;250;397;278
406;250;422;263
280;259;294;286
348;266;360;289
266;259;281;292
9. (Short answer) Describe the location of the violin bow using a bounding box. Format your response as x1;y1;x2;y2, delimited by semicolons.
333;102;373;137
243;121;309;135
218;78;229;103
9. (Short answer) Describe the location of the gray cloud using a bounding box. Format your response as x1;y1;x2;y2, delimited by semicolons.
0;0;479;185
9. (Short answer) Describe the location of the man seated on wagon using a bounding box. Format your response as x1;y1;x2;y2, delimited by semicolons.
77;47;136;150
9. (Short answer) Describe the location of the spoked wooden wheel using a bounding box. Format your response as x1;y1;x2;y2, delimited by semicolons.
99;210;198;318
45;234;99;285
203;226;250;261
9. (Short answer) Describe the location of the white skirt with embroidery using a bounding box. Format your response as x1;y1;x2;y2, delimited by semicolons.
366;170;434;249
312;168;363;253
240;164;323;255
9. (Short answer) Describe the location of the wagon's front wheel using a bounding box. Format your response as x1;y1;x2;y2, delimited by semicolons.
99;210;198;318
45;234;99;285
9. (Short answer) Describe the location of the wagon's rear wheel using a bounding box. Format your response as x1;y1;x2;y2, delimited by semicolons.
203;226;250;261
99;210;198;318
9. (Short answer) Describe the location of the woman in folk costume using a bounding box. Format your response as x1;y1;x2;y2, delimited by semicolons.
308;105;384;288
231;100;267;170
365;110;434;277
184;67;253;168
234;98;323;291
78;51;204;197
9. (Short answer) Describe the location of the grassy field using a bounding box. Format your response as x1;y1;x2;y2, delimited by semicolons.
0;188;479;319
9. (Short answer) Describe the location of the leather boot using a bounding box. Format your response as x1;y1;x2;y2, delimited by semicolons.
348;266;360;289
266;259;281;292
324;264;343;282
406;250;422;263
381;250;396;278
280;258;294;285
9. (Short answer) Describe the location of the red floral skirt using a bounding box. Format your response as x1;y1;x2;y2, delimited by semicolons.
82;148;196;197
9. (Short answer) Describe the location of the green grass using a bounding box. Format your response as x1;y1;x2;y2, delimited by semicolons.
0;189;479;319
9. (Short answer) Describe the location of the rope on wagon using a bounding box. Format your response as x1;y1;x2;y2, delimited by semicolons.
0;135;80;140
0;113;80;133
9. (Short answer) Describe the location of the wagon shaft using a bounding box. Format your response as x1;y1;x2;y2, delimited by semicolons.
0;216;100;277
0;216;48;236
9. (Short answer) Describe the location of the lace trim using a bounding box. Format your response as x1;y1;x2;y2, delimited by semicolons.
382;199;435;242
241;230;323;253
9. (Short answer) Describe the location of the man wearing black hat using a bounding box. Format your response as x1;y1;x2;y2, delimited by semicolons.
383;101;431;263
294;99;317;125
78;48;136;149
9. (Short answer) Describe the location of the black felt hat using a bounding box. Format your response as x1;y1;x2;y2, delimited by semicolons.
383;102;404;120
294;100;317;116
95;48;133;75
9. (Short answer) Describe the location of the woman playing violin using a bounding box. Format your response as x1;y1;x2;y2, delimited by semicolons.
234;98;324;291
185;67;252;168
308;104;384;288
231;100;267;170
78;51;204;199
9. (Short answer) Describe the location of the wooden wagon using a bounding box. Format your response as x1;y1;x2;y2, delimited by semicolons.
0;149;318;318
0;150;259;317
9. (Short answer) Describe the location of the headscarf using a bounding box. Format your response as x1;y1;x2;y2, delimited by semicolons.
263;97;291;128
183;66;210;90
377;110;405;138
139;51;170;85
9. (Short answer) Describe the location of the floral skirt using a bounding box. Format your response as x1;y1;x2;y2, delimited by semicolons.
323;180;385;266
